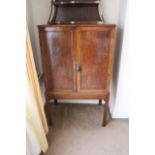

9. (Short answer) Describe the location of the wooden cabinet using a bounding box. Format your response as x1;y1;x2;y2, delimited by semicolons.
38;0;116;126
38;25;116;126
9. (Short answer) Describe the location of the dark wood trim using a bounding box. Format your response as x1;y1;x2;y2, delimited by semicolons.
49;21;104;25
53;1;100;5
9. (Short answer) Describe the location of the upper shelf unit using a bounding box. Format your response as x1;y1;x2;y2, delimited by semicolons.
48;0;104;24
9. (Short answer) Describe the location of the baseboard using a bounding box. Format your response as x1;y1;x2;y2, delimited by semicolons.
112;113;129;119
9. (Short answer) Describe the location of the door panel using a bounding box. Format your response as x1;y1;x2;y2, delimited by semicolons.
78;27;113;92
39;27;75;92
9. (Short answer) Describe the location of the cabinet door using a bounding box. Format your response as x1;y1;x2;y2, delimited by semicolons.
77;26;115;93
39;27;76;92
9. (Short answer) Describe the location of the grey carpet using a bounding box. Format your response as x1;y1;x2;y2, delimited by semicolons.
45;104;129;155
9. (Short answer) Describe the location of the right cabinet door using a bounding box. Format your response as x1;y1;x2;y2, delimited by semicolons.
77;26;115;94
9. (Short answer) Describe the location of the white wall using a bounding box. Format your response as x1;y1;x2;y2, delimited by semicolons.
26;0;51;74
112;3;129;118
27;0;129;118
100;0;121;24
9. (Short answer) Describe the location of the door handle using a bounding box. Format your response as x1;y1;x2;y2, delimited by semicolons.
75;63;81;72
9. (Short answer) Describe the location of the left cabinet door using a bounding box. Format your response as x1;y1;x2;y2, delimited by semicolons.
39;27;76;93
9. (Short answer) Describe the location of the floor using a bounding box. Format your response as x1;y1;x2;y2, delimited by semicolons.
44;104;129;155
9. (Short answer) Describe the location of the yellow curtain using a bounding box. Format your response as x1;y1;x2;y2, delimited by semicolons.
26;26;48;153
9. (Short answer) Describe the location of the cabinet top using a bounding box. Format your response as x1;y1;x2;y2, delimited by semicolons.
38;24;116;30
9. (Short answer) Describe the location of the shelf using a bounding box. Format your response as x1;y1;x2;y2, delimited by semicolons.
53;0;101;5
49;21;104;24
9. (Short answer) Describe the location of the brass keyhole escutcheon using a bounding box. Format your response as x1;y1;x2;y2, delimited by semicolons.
74;62;81;72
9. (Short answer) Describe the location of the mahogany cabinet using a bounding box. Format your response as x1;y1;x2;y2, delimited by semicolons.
38;0;116;126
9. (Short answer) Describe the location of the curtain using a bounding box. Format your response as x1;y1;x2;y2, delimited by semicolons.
26;26;48;154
